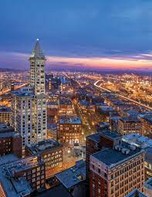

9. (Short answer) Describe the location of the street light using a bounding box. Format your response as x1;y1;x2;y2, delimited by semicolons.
67;149;71;154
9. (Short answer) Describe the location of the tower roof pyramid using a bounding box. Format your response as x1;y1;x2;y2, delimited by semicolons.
30;39;45;59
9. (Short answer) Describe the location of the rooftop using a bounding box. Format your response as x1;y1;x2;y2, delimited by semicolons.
56;160;86;189
0;123;13;131
144;178;152;190
97;122;109;128
125;189;147;197
91;143;143;168
0;154;19;166
12;87;34;97
59;116;82;124
87;133;101;143
2;156;43;175
87;130;121;143
142;115;152;124
122;133;152;149
0;106;11;113
26;139;61;155
100;130;121;140
99;106;114;113
0;154;32;197
120;117;140;123
0;123;20;138
59;98;72;105
37;184;72;197
0;175;32;197
145;147;152;164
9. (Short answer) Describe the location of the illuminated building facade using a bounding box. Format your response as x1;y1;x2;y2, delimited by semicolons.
0;123;22;157
118;117;141;135
90;144;145;197
25;139;63;178
0;156;45;196
57;116;82;144
11;40;47;151
0;106;11;124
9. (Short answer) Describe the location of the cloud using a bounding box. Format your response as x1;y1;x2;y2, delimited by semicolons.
0;50;152;71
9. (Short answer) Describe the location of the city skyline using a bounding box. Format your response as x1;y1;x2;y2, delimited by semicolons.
1;0;152;71
1;2;152;196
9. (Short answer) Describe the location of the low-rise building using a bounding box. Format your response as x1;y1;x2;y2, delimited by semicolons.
56;160;86;197
0;156;45;196
140;115;152;137
0;106;11;124
59;97;74;115
118;117;141;135
0;123;22;157
25;139;63;179
122;134;152;180
58;116;82;144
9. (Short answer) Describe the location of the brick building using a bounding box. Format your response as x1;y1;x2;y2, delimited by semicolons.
0;123;22;157
86;130;122;175
25;139;63;179
0;156;45;196
118;117;141;135
0;106;11;124
57;116;82;144
140;115;152;137
90;144;145;197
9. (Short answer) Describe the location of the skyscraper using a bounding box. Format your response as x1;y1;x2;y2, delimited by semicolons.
29;39;46;95
11;40;47;152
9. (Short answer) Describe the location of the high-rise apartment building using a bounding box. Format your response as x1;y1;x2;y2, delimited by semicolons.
11;40;47;151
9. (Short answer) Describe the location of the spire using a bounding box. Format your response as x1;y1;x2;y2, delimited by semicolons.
30;39;45;59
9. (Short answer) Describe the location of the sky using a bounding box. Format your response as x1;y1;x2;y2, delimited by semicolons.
1;0;152;71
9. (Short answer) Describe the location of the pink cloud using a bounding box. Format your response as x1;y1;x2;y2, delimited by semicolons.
0;51;152;70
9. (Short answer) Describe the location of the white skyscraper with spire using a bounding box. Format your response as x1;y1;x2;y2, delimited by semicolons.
29;39;46;95
11;40;47;152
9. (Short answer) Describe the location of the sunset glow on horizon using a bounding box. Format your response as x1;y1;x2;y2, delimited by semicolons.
47;55;152;70
1;51;152;71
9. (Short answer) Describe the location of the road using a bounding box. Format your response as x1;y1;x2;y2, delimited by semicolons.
94;80;152;111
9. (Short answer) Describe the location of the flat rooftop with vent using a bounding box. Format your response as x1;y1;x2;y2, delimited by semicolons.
56;160;86;189
0;123;20;138
26;139;62;155
0;106;11;113
0;123;13;132
91;142;144;168
12;87;34;97
3;156;43;173
59;116;82;124
0;156;42;197
122;133;152;149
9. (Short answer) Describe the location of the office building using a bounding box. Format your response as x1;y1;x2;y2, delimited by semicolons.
90;143;145;197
